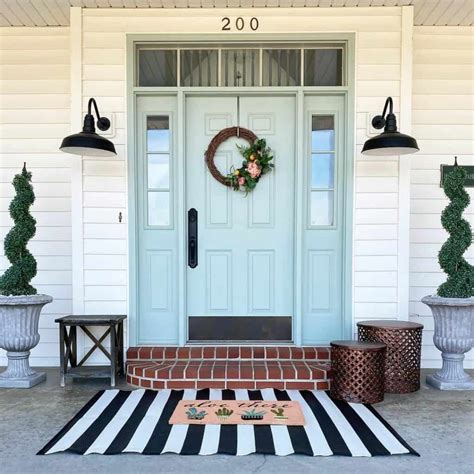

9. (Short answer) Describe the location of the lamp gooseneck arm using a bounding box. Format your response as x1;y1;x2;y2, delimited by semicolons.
381;97;393;120
85;97;111;132
82;99;96;133
371;96;397;132
382;97;397;132
88;98;102;121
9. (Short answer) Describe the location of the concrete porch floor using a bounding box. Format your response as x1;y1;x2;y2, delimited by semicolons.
0;368;472;474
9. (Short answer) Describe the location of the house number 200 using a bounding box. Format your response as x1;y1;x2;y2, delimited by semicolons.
221;17;259;31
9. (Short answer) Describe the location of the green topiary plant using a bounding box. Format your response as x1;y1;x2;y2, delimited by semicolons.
437;157;474;298
0;163;37;296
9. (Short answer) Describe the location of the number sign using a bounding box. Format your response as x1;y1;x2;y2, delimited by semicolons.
222;17;259;31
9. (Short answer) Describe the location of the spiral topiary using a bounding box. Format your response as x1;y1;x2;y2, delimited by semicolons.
0;163;37;296
437;157;474;298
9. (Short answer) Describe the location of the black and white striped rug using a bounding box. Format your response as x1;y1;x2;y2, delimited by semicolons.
38;389;418;457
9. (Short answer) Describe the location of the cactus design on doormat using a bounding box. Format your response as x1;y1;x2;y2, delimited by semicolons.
215;407;234;421
270;407;288;420
241;408;266;421
185;407;207;420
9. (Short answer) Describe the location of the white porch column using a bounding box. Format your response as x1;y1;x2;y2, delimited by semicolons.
397;5;414;321
70;7;85;316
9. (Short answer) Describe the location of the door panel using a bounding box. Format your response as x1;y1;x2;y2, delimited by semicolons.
302;95;346;344
186;96;295;335
136;96;179;344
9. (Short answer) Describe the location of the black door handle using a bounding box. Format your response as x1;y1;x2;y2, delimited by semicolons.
188;208;198;268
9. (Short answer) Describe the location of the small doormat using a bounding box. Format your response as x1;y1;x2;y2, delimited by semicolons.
170;400;305;425
38;388;419;457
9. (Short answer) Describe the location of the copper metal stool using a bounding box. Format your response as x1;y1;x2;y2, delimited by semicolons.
330;340;386;404
357;320;423;394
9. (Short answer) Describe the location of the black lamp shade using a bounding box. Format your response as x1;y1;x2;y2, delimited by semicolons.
60;98;117;157
362;130;419;156
60;131;116;157
362;97;419;157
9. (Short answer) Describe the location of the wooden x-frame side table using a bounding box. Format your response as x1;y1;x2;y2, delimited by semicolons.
55;314;126;387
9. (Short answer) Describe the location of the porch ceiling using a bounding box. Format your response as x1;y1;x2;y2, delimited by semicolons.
0;1;472;27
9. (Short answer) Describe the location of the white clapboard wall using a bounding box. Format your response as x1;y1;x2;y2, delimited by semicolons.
80;6;404;363
0;7;406;366
0;27;72;366
410;26;474;368
1;8;471;369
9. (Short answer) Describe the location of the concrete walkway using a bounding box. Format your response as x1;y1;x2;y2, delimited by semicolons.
0;368;472;474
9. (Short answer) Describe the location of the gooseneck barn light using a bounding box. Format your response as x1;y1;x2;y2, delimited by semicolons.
60;98;116;157
362;97;419;156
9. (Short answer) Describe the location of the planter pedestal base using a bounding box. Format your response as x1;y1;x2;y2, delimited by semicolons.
426;373;474;390
0;350;46;388
0;370;46;388
426;353;474;390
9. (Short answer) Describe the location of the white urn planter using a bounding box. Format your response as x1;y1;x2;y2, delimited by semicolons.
0;294;52;388
422;296;474;390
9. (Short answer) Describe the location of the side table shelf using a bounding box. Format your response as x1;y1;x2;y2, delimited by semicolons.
55;314;127;387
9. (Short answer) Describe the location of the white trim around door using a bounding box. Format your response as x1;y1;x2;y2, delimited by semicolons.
126;34;355;347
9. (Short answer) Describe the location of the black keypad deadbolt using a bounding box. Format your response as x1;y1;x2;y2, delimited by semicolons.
188;208;198;268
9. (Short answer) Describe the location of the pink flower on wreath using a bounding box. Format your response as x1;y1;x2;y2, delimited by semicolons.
238;176;246;186
247;161;261;179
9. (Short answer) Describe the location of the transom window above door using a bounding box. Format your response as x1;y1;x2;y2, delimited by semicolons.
136;44;345;87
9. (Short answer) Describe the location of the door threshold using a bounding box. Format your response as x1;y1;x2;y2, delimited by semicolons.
188;316;292;342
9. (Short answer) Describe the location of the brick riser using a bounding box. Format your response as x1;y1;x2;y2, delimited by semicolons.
127;345;330;361
126;346;332;391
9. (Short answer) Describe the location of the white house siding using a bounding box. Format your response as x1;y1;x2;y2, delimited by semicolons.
410;26;474;369
2;7;463;370
0;27;71;366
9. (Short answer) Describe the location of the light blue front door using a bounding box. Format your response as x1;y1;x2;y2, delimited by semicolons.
134;93;349;345
186;96;296;338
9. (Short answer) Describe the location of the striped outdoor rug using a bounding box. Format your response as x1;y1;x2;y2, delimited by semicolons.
38;389;418;457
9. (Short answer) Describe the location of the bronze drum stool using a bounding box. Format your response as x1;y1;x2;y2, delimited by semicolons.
330;341;386;404
357;320;423;394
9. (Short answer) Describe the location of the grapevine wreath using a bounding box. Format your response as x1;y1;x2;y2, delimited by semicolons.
205;126;274;194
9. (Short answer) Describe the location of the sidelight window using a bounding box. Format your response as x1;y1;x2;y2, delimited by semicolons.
146;115;171;227
310;115;336;226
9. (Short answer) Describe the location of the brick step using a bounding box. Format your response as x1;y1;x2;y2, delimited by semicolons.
126;360;331;390
127;345;330;361
126;346;332;391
